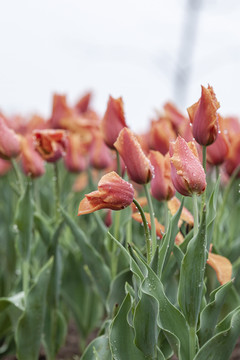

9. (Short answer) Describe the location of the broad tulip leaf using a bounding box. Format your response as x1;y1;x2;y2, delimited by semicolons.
134;292;159;358
194;308;240;360
16;258;53;360
178;207;207;328
109;293;145;360
62;208;111;302
81;335;112;360
0;292;25;312
158;199;184;277
198;281;233;346
14;180;33;260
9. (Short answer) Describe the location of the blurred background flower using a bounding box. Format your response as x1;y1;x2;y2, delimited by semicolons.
0;0;239;131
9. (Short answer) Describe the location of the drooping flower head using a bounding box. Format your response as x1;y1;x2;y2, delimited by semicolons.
149;151;175;201
78;171;134;215
101;96;127;149
187;85;220;146
169;136;206;196
33;129;67;162
114;127;153;184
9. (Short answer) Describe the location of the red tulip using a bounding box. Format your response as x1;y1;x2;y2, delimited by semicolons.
149;151;175;201
0;116;21;159
33;129;67;162
114;127;153;184
187;85;220;146
78;171;134;215
169;136;206;196
101;96;127;149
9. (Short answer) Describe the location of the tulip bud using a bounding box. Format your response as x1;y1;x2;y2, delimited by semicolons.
101;96;127;149
149;119;176;155
207;116;229;166
169;136;206;196
0;116;21;159
78;171;134;215
187;85;220;146
114;127;153;184
149;151;175;201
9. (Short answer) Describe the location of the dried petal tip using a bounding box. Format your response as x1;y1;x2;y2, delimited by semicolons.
78;171;134;215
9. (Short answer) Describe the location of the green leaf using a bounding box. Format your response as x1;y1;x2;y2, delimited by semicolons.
107;269;133;316
178;207;207;328
158;199;184;277
61;208;111;302
14;180;33;260
15;258;53;360
34;211;52;248
81;335;112;360
109;293;145;360
198;281;233;346
194;308;240;360
134;292;159;358
0;292;25;312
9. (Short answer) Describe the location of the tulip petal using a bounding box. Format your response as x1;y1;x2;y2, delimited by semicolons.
207;253;232;285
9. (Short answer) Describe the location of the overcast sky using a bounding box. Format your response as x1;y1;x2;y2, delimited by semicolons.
0;0;240;131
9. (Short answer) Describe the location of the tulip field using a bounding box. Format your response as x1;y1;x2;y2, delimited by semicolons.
0;86;240;359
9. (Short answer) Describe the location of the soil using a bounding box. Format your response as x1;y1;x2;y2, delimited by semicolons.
3;324;240;360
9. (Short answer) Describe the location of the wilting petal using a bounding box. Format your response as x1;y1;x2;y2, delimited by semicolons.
187;85;220;146
33;129;67;162
167;196;194;226
149;151;175;201
114;127;153;184
169;136;206;196
21;136;45;177
78;171;134;215
207;253;232;285
101;96;127;149
0;116;21;159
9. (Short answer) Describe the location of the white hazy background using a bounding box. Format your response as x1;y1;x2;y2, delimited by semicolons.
0;0;240;132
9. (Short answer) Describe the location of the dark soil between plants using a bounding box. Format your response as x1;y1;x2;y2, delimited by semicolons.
3;323;240;360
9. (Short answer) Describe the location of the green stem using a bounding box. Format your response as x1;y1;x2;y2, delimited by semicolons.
215;165;219;181
144;184;156;255
193;193;199;236
53;163;60;222
111;211;121;277
201;146;207;213
164;201;169;230
133;198;151;263
189;326;196;360
126;218;132;249
116;149;121;176
10;158;24;194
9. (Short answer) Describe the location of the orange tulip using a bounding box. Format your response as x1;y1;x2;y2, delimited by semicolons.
64;133;88;173
224;134;240;177
187;85;220;146
0;116;21;159
49;94;73;129
169;136;206;196
207;252;232;285
207;116;229;166
114;127;153;184
149;151;175;201
101;96;127;149
20;136;45;178
167;196;194;226
33;129;67;162
149;119;176;155
78;171;134;215
89;133;113;170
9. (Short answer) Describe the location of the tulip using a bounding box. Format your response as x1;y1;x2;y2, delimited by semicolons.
0;116;21;159
167;196;194;226
20;136;45;178
89;134;113;170
78;171;134;215
169;136;206;196
49;94;73;129
224;135;240;177
149;119;176;155
75;92;92;114
207;252;232;285
101;96;127;149
187;85;220;146
64;133;88;173
207;116;229;166
114;127;153;184
149;151;175;201
33;129;67;162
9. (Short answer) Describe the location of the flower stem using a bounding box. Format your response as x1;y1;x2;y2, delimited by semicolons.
116;149;121;176
164;201;169;230
144;184;156;256
53;163;60;222
201;145;207;213
10;158;24;195
133;198;151;263
193;193;199;236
